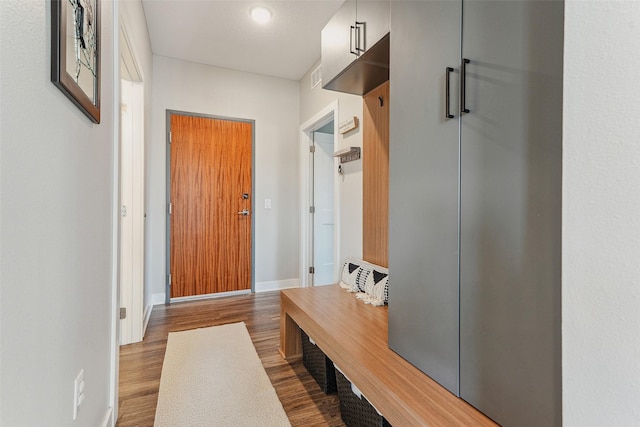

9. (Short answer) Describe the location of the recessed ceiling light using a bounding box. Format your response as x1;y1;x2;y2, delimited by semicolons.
250;6;272;24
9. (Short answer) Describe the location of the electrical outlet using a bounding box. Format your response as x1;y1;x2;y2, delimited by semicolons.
73;369;85;420
264;198;272;209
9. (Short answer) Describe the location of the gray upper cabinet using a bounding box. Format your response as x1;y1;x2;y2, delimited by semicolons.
321;0;357;89
321;0;390;95
355;0;390;55
388;1;562;426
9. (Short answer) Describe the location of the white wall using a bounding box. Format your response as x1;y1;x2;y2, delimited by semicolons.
149;56;300;297
0;0;116;425
563;2;640;425
120;0;155;311
300;60;364;262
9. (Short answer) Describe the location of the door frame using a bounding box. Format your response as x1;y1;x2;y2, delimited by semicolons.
299;101;340;287
118;21;146;347
115;21;146;339
165;110;256;303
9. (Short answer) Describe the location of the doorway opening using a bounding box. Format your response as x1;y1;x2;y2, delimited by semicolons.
299;101;340;287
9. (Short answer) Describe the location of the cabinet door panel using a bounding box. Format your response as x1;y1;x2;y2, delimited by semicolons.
388;0;461;395
356;0;390;52
321;0;357;87
460;1;563;426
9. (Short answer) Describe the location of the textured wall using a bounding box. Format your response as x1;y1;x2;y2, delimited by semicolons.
0;0;116;425
563;1;640;425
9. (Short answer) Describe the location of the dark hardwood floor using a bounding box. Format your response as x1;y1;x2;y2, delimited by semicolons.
116;291;345;426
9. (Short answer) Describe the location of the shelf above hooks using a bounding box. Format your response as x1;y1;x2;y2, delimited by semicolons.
333;146;361;163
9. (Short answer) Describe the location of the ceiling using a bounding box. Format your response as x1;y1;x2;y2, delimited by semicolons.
141;0;344;81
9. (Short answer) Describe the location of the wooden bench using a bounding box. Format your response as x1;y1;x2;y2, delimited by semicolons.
280;285;497;426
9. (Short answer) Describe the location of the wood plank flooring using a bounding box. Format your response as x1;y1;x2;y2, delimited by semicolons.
116;291;345;427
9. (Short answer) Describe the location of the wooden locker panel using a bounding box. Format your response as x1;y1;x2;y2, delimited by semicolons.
363;81;390;267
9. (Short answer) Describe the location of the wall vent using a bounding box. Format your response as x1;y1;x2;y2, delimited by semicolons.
311;65;322;90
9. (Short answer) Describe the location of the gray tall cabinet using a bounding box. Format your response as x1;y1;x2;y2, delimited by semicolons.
388;1;563;426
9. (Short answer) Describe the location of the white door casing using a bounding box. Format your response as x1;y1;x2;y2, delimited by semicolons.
119;24;145;345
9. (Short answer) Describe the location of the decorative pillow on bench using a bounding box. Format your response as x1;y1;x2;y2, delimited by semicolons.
339;257;371;293
339;258;389;306
356;266;389;307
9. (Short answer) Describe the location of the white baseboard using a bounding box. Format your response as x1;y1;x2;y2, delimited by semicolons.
142;293;165;338
101;407;114;427
255;278;299;293
143;304;153;337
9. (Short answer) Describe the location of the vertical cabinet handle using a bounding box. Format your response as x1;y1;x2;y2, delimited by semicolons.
461;58;470;114
446;67;454;119
350;25;357;56
355;22;365;53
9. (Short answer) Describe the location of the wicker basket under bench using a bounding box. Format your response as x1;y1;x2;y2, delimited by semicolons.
302;326;388;426
335;366;392;427
279;285;498;426
301;329;337;394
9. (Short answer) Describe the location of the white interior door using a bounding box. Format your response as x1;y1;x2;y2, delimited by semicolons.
118;23;146;345
311;126;335;286
119;79;145;345
299;103;339;288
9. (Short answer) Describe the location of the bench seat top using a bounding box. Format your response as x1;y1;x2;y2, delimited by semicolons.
280;285;496;426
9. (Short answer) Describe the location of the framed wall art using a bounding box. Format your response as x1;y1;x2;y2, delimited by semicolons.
51;0;101;123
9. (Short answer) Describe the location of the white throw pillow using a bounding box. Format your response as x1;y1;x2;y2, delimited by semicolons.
339;258;362;292
362;268;389;306
355;263;374;292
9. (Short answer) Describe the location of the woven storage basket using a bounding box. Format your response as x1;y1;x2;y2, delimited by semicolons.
335;368;392;427
301;330;337;394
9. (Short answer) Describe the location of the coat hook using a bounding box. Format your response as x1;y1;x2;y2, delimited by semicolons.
378;96;384;107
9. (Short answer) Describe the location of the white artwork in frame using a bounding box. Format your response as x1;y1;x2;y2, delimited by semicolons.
51;0;101;123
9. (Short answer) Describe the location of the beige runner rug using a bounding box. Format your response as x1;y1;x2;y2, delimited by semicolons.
154;322;291;426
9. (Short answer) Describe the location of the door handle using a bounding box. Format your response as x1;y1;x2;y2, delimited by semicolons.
350;25;357;56
237;209;249;216
445;67;454;119
461;58;470;114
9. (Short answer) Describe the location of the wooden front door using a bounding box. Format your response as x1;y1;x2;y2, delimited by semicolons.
169;114;252;298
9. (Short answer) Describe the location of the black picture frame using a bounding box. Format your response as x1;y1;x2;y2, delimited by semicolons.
51;0;101;124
